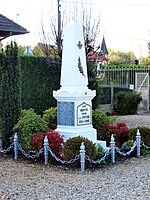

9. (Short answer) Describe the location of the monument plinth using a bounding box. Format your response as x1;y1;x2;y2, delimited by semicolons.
53;22;105;147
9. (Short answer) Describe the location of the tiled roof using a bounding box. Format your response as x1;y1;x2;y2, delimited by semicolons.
0;14;29;39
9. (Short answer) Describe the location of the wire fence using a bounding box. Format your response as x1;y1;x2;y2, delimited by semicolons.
0;130;150;173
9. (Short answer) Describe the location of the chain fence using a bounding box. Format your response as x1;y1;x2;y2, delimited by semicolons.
0;143;14;154
85;150;110;164
0;130;150;173
115;142;137;157
18;144;44;159
47;146;80;164
141;141;150;149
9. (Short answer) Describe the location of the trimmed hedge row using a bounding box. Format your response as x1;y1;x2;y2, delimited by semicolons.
20;56;97;114
20;56;61;114
1;54;97;116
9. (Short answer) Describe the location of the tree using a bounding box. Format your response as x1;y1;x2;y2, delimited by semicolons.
140;57;150;65
148;41;150;54
0;42;21;148
33;43;57;57
140;42;150;65
39;1;101;59
37;1;101;111
18;45;26;55
108;49;137;64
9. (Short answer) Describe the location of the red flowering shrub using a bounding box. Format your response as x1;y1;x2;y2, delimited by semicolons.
98;122;129;147
108;122;129;147
31;130;64;161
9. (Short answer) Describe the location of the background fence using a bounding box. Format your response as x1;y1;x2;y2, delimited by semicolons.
97;66;150;112
97;66;150;87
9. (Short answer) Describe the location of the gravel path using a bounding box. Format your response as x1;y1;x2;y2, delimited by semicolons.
0;114;150;200
0;156;150;200
115;114;150;128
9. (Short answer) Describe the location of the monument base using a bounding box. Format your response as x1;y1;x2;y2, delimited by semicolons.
55;125;107;149
56;125;97;141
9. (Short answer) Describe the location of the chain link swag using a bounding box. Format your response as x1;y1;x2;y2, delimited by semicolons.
115;142;137;156
18;144;44;159
48;146;80;164
0;143;14;153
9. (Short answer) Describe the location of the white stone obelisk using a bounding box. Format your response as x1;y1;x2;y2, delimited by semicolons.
53;22;104;146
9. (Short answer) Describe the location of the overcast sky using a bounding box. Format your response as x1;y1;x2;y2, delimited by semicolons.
1;0;150;58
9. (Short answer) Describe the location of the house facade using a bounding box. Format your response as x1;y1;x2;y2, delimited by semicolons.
87;36;109;66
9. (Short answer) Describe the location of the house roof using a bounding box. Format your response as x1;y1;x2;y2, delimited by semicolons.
100;36;109;55
0;14;29;40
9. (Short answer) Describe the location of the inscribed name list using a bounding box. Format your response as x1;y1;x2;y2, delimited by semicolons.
77;102;91;126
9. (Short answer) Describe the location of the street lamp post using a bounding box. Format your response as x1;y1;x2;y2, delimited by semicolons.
16;14;20;44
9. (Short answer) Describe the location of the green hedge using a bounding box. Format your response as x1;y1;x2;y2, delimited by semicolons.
20;56;61;114
20;57;98;114
1;54;98;117
0;42;21;148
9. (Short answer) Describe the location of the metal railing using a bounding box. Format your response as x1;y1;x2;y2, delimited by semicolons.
97;66;150;87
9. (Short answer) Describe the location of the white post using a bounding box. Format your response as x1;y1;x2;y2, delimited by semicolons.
110;134;115;164
44;136;49;165
80;142;86;173
14;132;18;160
136;129;141;157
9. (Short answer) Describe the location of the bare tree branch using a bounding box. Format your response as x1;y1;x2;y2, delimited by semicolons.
39;0;101;59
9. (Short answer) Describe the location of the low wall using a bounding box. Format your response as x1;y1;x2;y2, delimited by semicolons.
98;104;113;113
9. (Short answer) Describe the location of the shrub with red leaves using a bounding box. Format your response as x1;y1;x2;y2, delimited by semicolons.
31;130;64;161
109;122;129;147
98;122;129;147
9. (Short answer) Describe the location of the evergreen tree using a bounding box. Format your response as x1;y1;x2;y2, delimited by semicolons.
1;42;21;149
0;50;3;135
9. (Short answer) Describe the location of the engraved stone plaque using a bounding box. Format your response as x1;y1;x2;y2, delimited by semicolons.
58;101;75;126
77;102;91;126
